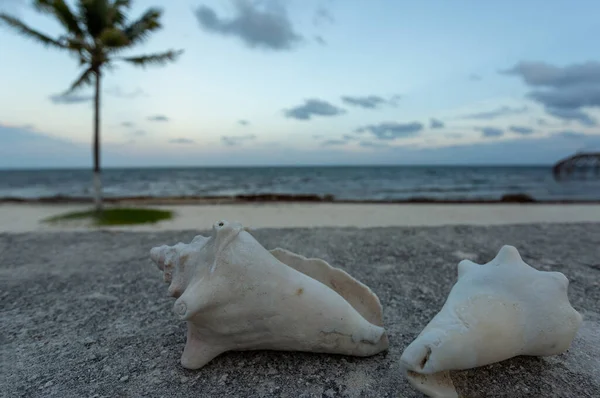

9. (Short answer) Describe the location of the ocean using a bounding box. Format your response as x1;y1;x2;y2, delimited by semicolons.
1;166;599;202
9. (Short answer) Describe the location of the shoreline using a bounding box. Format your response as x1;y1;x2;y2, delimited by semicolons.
2;202;600;232
2;192;600;205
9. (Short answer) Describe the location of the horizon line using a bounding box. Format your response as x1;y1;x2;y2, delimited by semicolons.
0;163;557;171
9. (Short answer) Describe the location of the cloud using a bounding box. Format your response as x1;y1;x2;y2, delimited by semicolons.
315;35;326;45
49;93;93;104
49;86;148;105
509;125;534;135
359;141;389;149
502;61;600;126
105;86;149;99
340;95;400;109
0;123;87;168
316;134;358;146
476;127;504;138
132;130;146;136
468;73;482;81
238;119;250;126
169;138;194;144
445;133;463;139
341;95;385;109
4;121;600;168
544;107;596;126
148;115;169;122
195;0;302;51
121;122;134;128
0;123;65;145
321;139;347;146
389;95;402;106
534;118;562;128
555;130;588;139
462;106;528;120
356;122;423;140
502;61;600;87
406;134;600;164
430;118;444;129
283;99;345;120
313;6;334;26
221;134;256;146
347;133;600;163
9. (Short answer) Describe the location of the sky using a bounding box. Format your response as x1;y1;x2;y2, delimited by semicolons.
1;0;600;168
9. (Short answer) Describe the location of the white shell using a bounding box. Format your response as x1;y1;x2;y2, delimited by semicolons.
400;245;582;396
150;220;389;369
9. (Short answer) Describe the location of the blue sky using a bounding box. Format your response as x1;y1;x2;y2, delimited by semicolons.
1;0;599;168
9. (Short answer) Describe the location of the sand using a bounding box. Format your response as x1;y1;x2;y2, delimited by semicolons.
2;223;599;397
1;203;600;232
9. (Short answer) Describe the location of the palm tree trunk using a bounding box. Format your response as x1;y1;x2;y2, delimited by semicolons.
93;70;102;213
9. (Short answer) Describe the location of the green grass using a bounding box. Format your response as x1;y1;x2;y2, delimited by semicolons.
44;207;174;226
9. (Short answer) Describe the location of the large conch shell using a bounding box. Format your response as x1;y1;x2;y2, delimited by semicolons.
400;245;583;397
150;220;389;369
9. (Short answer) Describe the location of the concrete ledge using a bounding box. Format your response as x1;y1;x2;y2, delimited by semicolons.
1;223;599;397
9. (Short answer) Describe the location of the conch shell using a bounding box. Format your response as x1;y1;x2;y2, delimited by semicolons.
400;245;583;397
150;220;389;369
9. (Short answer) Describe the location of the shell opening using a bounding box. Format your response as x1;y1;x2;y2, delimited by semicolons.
401;341;435;374
419;346;432;370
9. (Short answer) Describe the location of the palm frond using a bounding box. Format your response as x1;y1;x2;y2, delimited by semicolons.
0;13;67;49
118;49;183;68
64;35;92;52
108;0;131;26
33;0;84;37
64;37;92;65
78;0;111;39
113;0;132;8
121;8;162;46
65;66;95;94
102;59;118;73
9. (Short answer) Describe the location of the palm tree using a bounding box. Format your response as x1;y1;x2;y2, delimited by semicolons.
0;0;183;212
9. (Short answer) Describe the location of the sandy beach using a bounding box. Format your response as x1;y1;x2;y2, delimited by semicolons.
1;202;600;232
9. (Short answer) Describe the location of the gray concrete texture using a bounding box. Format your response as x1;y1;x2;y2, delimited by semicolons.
1;223;599;397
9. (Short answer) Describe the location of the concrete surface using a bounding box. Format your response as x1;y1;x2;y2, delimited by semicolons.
1;223;599;397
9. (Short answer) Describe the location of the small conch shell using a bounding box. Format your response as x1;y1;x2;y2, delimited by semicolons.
400;245;583;397
150;220;389;369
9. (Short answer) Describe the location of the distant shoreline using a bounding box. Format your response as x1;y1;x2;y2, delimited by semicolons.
2;193;600;205
0;164;557;171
